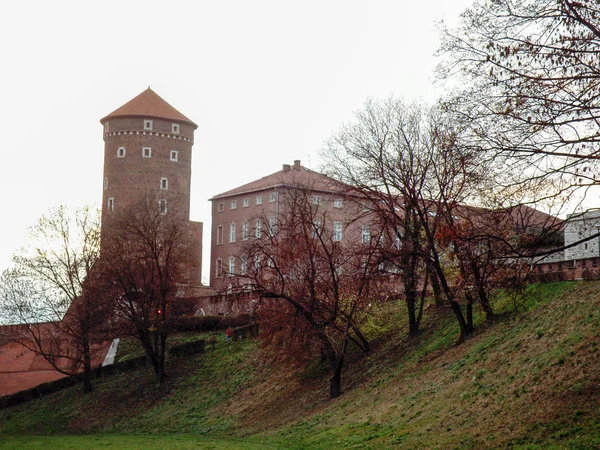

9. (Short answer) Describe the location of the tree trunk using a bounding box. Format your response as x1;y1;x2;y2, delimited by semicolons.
449;300;470;340
429;267;444;307
330;356;344;398
406;288;419;337
82;337;93;393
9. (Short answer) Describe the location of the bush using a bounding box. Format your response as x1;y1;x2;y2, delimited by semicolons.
165;314;252;332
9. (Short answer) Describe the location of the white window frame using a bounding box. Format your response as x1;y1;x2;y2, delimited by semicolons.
269;216;277;236
142;147;152;158
255;219;262;238
160;177;168;190
256;195;263;205
159;199;167;215
312;219;321;238
117;147;126;158
217;225;224;245
362;225;371;244
230;200;237;210
170;150;178;162
269;192;277;203
333;221;343;242
242;221;249;240
144;119;153;130
334;199;343;208
215;258;223;278
240;256;248;275
229;223;236;243
218;202;224;212
104;122;109;133
171;123;180;134
228;256;235;276
108;197;114;212
104;178;108;190
313;196;322;205
243;198;249;207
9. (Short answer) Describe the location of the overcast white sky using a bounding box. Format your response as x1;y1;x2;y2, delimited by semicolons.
0;0;474;284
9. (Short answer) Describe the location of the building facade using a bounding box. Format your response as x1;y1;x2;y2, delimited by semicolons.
208;160;366;290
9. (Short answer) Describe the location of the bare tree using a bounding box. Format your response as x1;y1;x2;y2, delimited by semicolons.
236;186;378;398
325;98;490;339
438;0;600;209
0;205;108;393
99;195;198;383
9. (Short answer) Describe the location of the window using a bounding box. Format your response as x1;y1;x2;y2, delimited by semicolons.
104;178;108;190
172;123;180;134
256;195;263;205
160;177;168;190
313;196;322;205
170;150;178;162
104;122;109;133
218;202;224;212
144;119;153;130
334;199;343;208
159;199;167;215
230;200;237;210
230;223;236;243
215;258;223;278
362;225;371;244
108;197;114;212
243;198;249;207
585;243;589;250
240;256;248;275
269;192;277;203
143;147;152;158
333;221;343;241
312;219;321;238
228;256;235;276
254;255;261;270
217;225;224;244
117;147;126;158
269;216;277;236
255;219;262;238
242;221;249;240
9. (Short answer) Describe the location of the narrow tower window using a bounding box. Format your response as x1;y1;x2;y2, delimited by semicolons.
104;178;108;190
170;150;178;162
143;147;152;158
230;223;236;243
144;120;153;130
160;177;168;190
159;199;167;215
108;197;115;212
228;256;235;276
117;147;126;158
104;122;109;133
172;123;180;134
215;258;223;278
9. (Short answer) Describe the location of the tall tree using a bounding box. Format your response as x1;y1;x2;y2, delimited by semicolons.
438;0;600;209
99;195;198;383
324;98;486;339
237;186;378;398
0;205;108;393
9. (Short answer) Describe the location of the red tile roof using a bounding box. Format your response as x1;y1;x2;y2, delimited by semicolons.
210;161;349;200
100;88;197;128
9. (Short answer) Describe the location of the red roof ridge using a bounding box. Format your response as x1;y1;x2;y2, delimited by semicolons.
100;88;197;128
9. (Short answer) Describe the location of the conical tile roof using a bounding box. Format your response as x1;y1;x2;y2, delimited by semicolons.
100;88;197;128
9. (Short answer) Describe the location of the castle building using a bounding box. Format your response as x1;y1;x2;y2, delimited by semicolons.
208;160;364;290
99;88;203;284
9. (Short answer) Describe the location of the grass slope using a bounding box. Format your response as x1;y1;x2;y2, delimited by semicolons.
1;281;599;449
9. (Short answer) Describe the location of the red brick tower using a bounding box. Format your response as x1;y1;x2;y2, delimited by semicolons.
100;88;203;284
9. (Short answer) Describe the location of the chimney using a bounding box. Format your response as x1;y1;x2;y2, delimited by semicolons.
282;164;291;172
293;160;301;170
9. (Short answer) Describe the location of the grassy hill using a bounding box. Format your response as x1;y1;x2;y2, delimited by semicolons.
1;281;599;449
